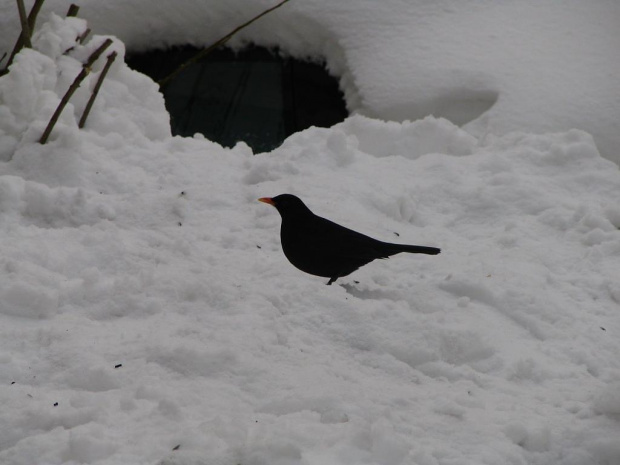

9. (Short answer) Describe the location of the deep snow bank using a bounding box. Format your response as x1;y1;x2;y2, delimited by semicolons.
0;14;620;465
1;0;618;164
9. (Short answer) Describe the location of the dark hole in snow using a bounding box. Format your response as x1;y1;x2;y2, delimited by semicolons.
126;45;348;153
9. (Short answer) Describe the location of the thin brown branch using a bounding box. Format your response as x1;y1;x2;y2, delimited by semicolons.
2;0;46;75
82;38;114;73
158;0;290;88
16;0;32;49
66;4;79;17
78;28;91;44
39;39;113;144
26;0;46;30
79;51;117;128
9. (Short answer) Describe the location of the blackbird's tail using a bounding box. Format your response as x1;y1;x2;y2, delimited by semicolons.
382;243;441;256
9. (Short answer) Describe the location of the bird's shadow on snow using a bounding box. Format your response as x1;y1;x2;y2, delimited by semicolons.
340;282;399;301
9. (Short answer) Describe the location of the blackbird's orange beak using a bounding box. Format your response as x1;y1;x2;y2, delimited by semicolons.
258;197;275;206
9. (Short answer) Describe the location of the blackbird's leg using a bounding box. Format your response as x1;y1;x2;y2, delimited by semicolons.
327;276;338;285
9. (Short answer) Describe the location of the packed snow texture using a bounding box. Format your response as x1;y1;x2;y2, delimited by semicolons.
1;10;620;465
1;0;618;164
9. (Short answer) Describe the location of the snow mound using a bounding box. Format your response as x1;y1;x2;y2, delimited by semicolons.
3;0;617;164
0;14;169;165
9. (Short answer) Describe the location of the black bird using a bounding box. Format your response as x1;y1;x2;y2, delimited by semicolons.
258;194;440;284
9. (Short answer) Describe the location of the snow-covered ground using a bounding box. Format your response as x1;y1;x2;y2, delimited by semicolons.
1;3;620;465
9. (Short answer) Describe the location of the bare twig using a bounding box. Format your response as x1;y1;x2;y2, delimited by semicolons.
78;28;91;44
61;4;82;53
16;0;32;49
66;4;79;17
25;0;45;30
158;0;290;88
2;0;46;75
79;51;117;128
39;39;113;144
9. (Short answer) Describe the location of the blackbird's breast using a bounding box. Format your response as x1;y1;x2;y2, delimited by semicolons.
280;221;337;277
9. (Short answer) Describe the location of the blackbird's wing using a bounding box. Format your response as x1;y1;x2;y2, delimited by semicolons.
305;216;440;257
287;214;390;261
282;215;391;270
280;215;382;279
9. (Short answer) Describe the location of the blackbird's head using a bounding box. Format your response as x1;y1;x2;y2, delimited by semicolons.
258;194;312;217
